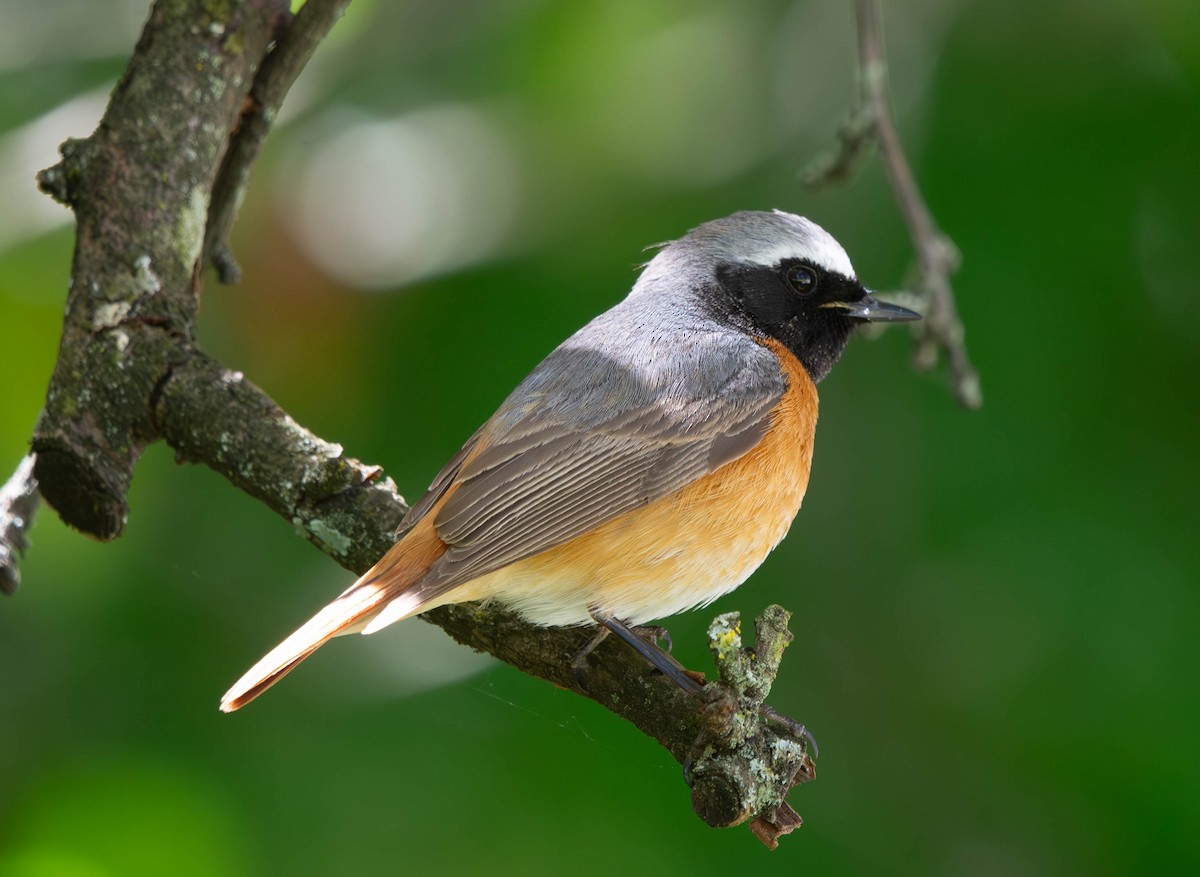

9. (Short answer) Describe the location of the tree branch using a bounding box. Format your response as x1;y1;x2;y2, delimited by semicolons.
805;0;982;409
21;0;814;846
153;351;407;565
0;454;40;595
32;0;289;539
205;0;354;283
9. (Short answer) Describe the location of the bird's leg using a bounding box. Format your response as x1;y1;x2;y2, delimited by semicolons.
588;611;706;695
571;619;679;690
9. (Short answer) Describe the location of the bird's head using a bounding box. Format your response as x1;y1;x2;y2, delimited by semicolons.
641;210;921;382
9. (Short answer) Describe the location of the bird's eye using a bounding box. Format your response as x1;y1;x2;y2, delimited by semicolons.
786;265;818;295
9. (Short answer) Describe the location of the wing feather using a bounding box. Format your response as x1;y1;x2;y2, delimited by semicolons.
399;327;789;600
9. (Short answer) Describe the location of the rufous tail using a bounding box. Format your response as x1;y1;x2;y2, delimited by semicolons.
220;531;445;713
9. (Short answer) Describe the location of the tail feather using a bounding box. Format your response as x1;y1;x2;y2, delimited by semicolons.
220;525;449;712
220;582;390;712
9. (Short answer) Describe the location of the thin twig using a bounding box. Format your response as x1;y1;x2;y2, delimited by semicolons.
0;454;40;595
204;0;354;283
800;103;876;188
806;0;981;409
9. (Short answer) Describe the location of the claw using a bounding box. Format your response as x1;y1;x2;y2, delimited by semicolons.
681;729;705;787
570;626;611;691
759;703;819;758
634;624;673;653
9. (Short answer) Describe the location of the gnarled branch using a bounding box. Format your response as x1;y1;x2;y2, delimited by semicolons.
32;0;289;538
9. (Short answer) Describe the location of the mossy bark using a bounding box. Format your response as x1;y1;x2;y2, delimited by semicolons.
33;0;287;538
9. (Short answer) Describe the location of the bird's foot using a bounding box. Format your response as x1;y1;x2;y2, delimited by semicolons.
632;624;672;653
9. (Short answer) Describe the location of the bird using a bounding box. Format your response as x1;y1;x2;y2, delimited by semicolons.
220;209;919;712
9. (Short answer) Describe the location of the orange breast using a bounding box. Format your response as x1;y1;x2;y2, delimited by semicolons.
445;338;819;626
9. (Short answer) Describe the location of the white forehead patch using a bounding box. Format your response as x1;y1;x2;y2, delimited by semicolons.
644;210;860;290
738;210;856;278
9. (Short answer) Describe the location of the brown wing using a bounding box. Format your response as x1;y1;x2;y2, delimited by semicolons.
404;334;789;601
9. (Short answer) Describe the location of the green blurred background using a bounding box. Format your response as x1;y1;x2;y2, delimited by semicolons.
2;0;1198;874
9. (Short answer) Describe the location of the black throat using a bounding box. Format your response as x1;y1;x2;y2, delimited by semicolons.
706;261;861;383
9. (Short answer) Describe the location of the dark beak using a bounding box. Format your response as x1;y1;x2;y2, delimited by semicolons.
821;291;921;323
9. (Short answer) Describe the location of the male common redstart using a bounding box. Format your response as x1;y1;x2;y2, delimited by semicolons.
221;210;919;712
